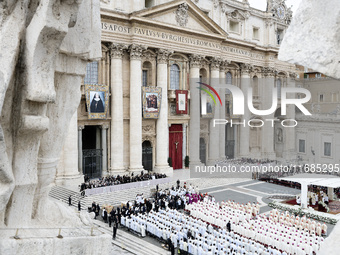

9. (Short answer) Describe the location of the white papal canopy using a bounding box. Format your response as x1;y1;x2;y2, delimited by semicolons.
279;174;340;208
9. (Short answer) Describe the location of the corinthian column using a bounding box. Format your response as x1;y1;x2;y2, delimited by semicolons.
154;49;173;175
239;63;252;157
219;60;229;160
189;54;204;170
129;44;147;172
261;67;276;159
207;57;221;165
283;72;297;160
109;43;127;173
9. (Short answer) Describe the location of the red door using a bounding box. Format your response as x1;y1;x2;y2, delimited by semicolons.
169;124;183;170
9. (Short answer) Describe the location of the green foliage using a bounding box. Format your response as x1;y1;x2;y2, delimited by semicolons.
168;157;172;167
184;155;189;168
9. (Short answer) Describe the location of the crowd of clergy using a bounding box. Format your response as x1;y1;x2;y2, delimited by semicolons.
306;191;329;206
119;193;325;255
269;209;327;236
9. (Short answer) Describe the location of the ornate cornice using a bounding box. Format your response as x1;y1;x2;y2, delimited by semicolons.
156;49;173;64
129;44;147;60
189;54;204;68
109;43;128;59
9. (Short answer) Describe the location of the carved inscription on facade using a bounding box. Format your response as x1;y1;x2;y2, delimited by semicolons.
101;22;265;60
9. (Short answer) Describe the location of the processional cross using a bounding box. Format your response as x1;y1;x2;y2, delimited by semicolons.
174;141;179;151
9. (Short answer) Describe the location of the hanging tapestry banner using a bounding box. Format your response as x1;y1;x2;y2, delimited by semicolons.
85;84;110;119
176;90;188;114
142;87;162;119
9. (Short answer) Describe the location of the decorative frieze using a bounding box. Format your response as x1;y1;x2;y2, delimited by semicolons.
129;44;147;60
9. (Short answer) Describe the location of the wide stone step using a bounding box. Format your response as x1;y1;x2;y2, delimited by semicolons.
94;221;169;255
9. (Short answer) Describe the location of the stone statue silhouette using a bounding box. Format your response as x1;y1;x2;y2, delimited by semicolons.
0;0;101;227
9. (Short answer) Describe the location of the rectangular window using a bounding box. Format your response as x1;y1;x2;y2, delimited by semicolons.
253;27;259;40
84;62;98;84
315;73;322;78
299;139;305;153
324;142;331;156
142;70;148;86
229;21;240;33
319;94;324;102
277;29;283;44
145;0;154;8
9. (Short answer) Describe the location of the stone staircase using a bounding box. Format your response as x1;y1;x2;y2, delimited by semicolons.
49;185;87;210
94;220;170;255
81;181;176;209
49;177;247;210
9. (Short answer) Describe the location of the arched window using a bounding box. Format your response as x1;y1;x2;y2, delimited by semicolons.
276;79;282;99
142;61;152;87
226;72;232;84
84;61;98;84
226;72;232;94
170;64;180;90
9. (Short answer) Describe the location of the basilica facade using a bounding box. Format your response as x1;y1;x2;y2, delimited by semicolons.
56;0;298;184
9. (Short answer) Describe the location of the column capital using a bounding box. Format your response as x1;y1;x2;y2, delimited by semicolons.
101;124;109;130
129;44;147;60
240;63;254;74
289;72;298;80
78;125;84;131
156;49;173;64
210;57;222;71
189;54;204;69
219;59;231;72
261;66;276;77
109;43;128;59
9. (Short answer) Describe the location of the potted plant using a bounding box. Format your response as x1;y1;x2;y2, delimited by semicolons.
184;155;189;168
168;157;172;167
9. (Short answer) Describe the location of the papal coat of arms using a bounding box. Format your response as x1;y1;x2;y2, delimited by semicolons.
175;3;189;27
